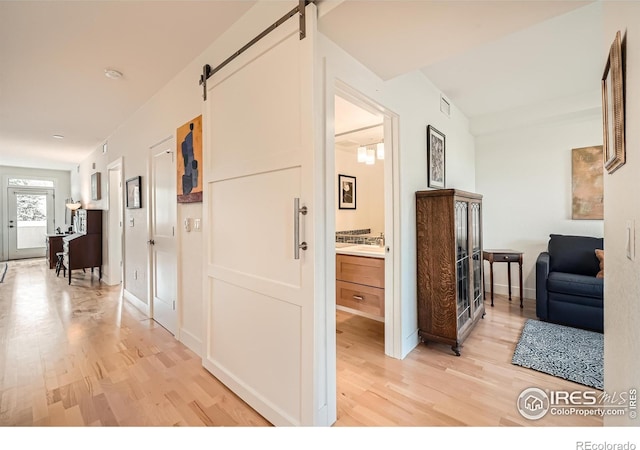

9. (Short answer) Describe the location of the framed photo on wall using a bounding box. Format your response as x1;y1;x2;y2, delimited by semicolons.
602;30;625;174
126;176;142;209
91;172;101;200
427;125;446;189
338;174;356;209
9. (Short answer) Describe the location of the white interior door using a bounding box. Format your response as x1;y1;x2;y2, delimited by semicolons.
107;161;123;285
150;149;177;335
8;188;54;260
203;5;325;426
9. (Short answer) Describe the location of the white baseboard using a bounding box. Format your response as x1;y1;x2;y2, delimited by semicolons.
401;328;419;360
178;328;202;357
485;283;536;301
123;289;149;316
101;274;121;287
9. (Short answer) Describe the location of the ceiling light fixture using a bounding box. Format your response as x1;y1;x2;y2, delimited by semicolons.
376;142;384;160
52;134;64;139
357;146;367;163
104;68;123;79
65;200;82;211
365;148;375;165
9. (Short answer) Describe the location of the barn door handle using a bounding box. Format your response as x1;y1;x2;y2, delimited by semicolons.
147;239;155;245
294;198;308;260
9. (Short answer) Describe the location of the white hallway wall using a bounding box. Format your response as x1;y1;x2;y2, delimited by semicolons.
74;2;477;364
603;0;640;426
320;30;477;357
74;2;329;355
475;108;604;300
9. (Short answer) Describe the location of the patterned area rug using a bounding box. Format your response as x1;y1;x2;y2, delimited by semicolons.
512;319;603;390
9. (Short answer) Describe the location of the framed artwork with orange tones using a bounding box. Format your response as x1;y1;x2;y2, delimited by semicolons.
177;115;203;203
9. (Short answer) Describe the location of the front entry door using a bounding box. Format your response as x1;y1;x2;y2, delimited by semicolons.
8;188;54;260
202;5;325;426
150;148;177;335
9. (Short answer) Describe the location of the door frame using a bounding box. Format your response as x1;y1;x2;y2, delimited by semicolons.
7;186;55;260
106;157;124;286
329;81;402;358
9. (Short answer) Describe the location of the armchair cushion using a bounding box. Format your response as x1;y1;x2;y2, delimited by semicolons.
547;272;604;299
548;234;603;276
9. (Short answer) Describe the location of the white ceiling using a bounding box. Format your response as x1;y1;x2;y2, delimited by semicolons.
1;0;605;170
320;0;603;120
0;0;256;170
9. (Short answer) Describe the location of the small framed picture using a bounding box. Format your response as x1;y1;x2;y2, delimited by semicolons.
338;174;356;210
427;125;446;189
126;176;142;209
91;172;101;200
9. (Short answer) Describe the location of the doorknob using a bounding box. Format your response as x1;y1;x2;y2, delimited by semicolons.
8;225;14;228
147;239;155;245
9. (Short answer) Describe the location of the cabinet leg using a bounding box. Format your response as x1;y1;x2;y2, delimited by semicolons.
451;344;461;357
489;262;494;307
68;269;71;285
508;262;512;301
519;260;524;308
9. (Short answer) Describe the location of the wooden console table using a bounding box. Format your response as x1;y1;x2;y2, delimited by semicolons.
483;249;523;308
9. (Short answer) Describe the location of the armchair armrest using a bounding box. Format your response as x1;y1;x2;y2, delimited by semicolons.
536;252;550;320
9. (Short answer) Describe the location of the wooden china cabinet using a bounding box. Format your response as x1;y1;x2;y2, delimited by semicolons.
62;209;103;285
415;189;484;356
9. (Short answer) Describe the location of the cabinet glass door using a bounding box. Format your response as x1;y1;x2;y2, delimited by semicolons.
455;200;471;330
471;201;483;312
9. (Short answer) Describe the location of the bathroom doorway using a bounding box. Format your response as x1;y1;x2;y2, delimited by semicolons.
332;82;399;358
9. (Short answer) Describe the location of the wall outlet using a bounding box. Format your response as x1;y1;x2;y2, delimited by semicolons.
184;218;192;232
129;217;134;227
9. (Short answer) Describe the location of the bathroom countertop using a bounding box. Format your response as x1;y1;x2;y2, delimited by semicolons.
335;244;385;259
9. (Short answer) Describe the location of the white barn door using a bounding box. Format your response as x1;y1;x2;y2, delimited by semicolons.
202;5;325;426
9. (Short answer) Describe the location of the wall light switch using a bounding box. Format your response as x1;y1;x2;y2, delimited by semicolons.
129;217;134;227
626;220;635;261
194;218;201;231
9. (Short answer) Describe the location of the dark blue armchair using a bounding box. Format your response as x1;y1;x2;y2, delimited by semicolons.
536;234;604;333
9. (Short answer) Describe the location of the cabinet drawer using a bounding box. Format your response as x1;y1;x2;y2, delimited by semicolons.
485;252;521;263
336;281;384;318
336;254;384;288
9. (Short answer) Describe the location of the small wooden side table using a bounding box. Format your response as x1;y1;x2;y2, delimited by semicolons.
483;249;523;308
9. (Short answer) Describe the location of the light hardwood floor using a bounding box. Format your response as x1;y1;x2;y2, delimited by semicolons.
0;258;601;427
